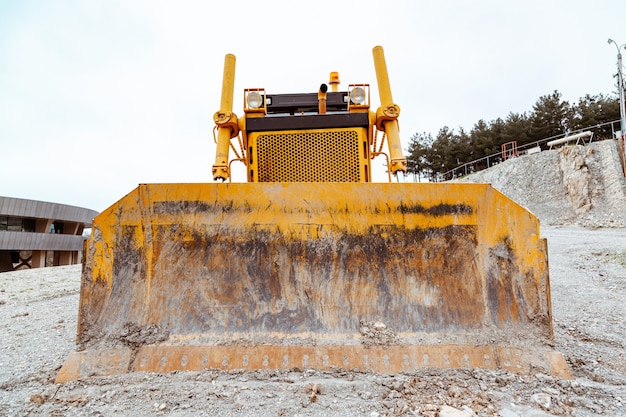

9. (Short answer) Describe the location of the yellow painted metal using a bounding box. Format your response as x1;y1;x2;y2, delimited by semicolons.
56;182;569;382
212;54;238;181
373;46;394;106
329;71;340;92
56;45;570;383
220;54;236;112
318;84;327;114
372;46;407;174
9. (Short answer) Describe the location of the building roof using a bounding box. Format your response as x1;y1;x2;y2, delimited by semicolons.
0;196;98;226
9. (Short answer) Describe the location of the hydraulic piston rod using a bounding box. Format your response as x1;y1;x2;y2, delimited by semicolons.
372;46;407;175
212;54;238;181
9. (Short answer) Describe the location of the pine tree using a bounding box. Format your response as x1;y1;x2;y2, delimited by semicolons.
529;90;573;142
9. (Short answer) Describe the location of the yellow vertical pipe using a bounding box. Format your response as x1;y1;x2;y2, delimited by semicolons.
318;84;327;114
329;72;340;92
213;54;236;180
372;46;406;174
214;128;232;179
220;54;236;112
373;46;393;106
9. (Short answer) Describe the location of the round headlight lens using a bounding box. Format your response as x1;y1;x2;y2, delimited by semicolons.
247;91;263;109
349;87;366;105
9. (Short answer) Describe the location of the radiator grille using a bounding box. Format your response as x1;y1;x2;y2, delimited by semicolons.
253;129;365;182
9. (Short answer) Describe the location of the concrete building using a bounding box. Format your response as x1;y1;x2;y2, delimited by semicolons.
0;196;99;272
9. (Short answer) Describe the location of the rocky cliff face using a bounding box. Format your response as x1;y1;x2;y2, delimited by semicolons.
559;145;592;216
457;139;626;228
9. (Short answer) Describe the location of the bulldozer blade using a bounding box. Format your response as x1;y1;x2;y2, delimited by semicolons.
57;182;571;382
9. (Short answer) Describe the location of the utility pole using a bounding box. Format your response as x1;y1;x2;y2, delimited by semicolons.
608;39;626;175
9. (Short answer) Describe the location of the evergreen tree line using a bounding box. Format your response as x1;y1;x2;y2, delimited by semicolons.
405;91;621;181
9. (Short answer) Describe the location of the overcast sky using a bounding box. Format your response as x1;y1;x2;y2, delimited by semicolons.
1;0;625;212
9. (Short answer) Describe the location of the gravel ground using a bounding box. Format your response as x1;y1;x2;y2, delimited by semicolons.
1;140;625;416
457;140;626;228
0;227;625;417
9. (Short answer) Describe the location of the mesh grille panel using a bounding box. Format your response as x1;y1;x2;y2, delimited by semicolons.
254;129;363;182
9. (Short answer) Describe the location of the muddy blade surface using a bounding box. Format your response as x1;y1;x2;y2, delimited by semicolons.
57;183;570;382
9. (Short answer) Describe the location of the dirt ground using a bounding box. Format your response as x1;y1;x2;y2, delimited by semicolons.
1;141;625;416
0;225;624;417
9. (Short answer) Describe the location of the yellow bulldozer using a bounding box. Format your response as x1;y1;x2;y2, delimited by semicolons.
57;46;570;383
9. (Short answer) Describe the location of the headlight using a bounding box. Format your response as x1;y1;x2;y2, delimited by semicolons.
246;91;263;109
349;86;366;105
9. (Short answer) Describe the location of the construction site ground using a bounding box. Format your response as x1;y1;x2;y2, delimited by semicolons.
1;139;625;416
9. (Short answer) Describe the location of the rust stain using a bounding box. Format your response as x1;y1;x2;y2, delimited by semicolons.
68;182;558;380
55;344;572;383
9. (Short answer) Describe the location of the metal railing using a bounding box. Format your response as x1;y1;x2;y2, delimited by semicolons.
436;119;622;182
